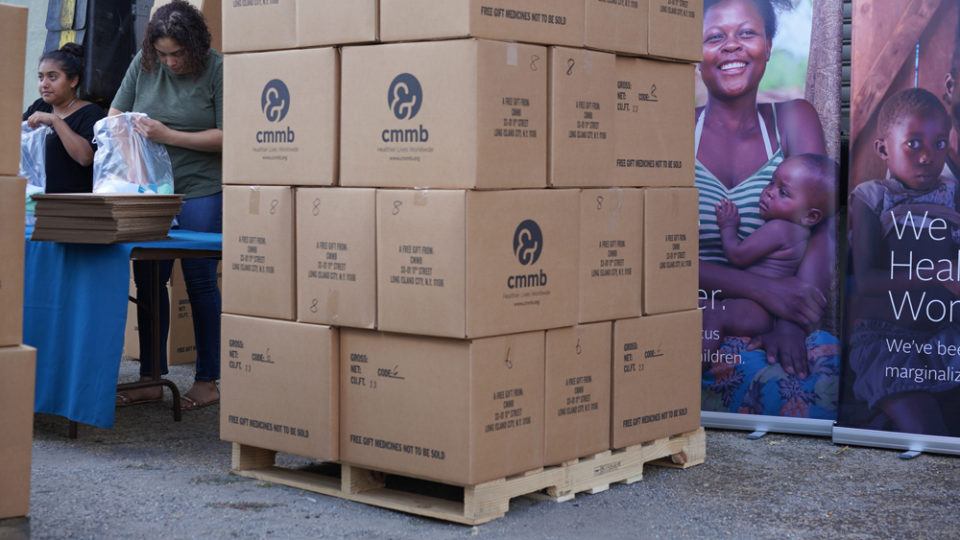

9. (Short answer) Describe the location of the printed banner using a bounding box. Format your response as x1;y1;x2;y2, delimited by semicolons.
840;0;960;437
697;0;843;421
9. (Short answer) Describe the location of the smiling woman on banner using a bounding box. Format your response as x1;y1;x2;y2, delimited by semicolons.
696;0;840;418
22;43;106;193
109;0;223;411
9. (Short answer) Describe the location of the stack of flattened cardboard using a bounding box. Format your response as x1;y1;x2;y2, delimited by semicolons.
31;194;182;243
219;0;704;490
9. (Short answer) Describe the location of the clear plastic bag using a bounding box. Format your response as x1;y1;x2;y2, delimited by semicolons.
92;113;175;195
20;121;51;226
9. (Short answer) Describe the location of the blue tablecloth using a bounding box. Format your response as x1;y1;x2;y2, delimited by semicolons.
24;229;222;428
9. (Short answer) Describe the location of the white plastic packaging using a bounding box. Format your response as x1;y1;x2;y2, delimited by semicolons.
92;113;175;195
20;121;50;225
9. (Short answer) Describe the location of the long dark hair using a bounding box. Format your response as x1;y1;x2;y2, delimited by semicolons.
39;42;85;91
703;0;795;41
141;0;211;75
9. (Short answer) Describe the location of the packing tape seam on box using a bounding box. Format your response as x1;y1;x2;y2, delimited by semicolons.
413;190;430;206
507;44;518;66
249;187;261;215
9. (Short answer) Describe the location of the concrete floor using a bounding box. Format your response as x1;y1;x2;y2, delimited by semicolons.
3;360;960;539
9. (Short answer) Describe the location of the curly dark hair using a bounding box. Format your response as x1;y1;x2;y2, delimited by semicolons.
704;0;795;41
39;42;85;90
141;0;211;75
878;87;950;137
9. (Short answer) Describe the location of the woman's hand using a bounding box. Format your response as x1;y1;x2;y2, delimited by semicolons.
748;319;810;378
134;116;173;145
753;275;826;330
26;112;58;129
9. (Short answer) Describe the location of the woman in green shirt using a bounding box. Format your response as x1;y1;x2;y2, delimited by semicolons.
112;0;222;410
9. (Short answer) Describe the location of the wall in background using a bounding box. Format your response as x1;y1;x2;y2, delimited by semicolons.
8;0;49;111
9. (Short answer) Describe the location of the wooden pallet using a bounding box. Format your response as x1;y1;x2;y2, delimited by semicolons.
230;427;705;525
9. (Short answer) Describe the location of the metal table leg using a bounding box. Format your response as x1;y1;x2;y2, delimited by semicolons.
115;260;181;422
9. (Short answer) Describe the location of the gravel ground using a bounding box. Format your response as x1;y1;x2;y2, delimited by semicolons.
2;359;959;539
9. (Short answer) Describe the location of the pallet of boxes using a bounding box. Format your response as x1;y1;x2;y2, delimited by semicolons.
0;3;38;522
219;0;705;525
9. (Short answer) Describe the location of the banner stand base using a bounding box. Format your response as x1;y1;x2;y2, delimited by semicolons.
899;450;922;460
832;427;960;457
702;411;834;437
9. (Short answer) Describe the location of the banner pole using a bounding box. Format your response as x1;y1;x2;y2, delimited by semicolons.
702;412;834;437
832;427;960;457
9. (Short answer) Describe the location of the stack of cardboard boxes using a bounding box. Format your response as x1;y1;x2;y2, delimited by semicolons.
0;3;37;520
220;0;703;488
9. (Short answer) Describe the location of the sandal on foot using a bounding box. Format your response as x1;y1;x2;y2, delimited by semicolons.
180;394;220;411
116;391;162;408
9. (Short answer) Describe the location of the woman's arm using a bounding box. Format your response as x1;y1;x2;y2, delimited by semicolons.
25;112;94;167
134;117;223;153
700;261;826;328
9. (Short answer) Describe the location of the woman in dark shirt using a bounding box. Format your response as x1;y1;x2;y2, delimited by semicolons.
22;43;105;193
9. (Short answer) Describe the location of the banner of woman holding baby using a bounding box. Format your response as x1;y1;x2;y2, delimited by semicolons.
697;0;843;421
841;0;960;439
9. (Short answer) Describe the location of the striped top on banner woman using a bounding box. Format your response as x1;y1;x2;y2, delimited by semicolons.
696;103;783;264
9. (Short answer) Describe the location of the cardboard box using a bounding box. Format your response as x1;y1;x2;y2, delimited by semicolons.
585;0;701;61
579;189;642;323
377;189;578;338
151;0;222;51
0;178;25;346
341;39;547;189
0;346;36;519
584;0;648;56
296;188;376;328
222;0;378;53
223;48;339;186
222;0;295;53
0;6;26;175
544;323;612;465
548;47;615;187
298;0;379;47
124;282;196;365
643;188;698;315
612;311;701;448
647;0;702;62
341;329;544;485
222;186;296;320
613;57;695;188
220;315;339;461
380;0;583;46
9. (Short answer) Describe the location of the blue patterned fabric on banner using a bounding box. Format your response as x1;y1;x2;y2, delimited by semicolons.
702;332;841;419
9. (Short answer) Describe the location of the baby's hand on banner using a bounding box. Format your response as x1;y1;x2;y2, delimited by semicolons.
748;320;809;379
715;199;740;230
134;116;172;145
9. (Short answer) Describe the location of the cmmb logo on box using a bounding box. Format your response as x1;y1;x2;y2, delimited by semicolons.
509;220;548;289
382;73;429;143
257;79;295;143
